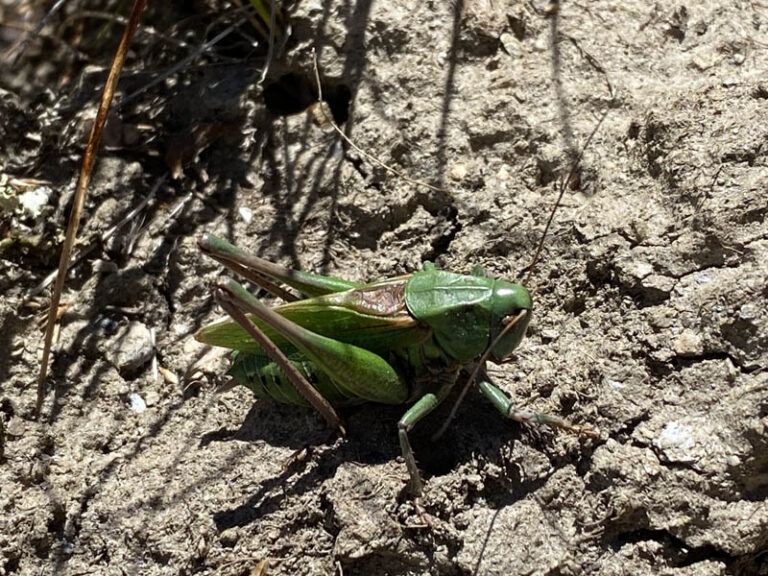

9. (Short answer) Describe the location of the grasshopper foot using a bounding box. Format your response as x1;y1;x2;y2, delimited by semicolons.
508;408;600;439
398;496;432;530
412;497;432;529
281;430;344;474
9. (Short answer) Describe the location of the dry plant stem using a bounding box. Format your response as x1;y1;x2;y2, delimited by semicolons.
253;558;269;576
4;0;68;63
36;0;147;418
0;20;87;60
256;0;277;85
311;50;448;197
25;174;166;303
122;5;254;106
62;11;190;50
233;0;267;37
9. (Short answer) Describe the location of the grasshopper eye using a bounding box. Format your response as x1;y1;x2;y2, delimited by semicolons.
489;280;533;362
490;309;531;362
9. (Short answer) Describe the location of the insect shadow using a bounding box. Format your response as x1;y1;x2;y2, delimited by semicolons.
204;383;540;531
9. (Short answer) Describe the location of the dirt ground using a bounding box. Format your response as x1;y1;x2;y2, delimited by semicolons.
1;1;766;574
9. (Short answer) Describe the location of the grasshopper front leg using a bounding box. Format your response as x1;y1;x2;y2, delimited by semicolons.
397;371;457;522
477;375;599;438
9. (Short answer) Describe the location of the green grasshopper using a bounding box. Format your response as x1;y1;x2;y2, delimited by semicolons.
195;226;597;516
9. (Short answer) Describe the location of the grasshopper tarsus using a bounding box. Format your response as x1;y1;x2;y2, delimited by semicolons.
507;408;600;440
477;378;599;439
410;498;433;530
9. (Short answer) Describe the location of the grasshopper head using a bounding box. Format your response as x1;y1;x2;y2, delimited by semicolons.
488;280;533;362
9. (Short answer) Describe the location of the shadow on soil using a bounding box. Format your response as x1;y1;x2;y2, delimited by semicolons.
204;384;590;532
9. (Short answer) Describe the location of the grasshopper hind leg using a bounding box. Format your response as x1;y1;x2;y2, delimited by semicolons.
215;278;410;435
215;281;346;434
229;350;363;408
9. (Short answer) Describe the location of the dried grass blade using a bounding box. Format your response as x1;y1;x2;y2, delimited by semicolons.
35;0;148;417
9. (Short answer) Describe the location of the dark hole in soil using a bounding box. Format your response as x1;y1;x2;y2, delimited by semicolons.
414;430;460;477
0;397;15;420
263;72;351;124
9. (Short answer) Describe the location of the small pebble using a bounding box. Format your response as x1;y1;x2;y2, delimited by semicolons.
674;329;703;357
655;420;697;463
642;274;675;293
626;260;654;280
129;393;146;413
92;259;118;274
158;366;179;385
540;329;559;342
18;187;51;219
606;379;624;390
5;417;26;437
97;317;120;334
238;206;253;224
174;322;192;337
500;32;523;58
690;50;717;71
450;164;468;180
112;322;154;374
738;303;757;320
145;391;160;407
219;528;240;547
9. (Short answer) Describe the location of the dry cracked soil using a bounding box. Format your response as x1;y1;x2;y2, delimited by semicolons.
0;1;766;575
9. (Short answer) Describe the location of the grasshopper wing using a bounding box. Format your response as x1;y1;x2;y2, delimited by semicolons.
196;276;430;354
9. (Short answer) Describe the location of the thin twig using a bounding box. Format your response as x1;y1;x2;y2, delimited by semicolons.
24;174;166;303
36;0;148;418
4;0;68;64
121;5;255;106
0;19;88;60
62;10;191;50
256;0;277;85
311;49;449;196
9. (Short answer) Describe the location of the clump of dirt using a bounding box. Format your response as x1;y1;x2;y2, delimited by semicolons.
1;1;766;575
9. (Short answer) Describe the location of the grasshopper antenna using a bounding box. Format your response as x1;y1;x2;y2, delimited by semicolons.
432;112;609;442
524;109;608;287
